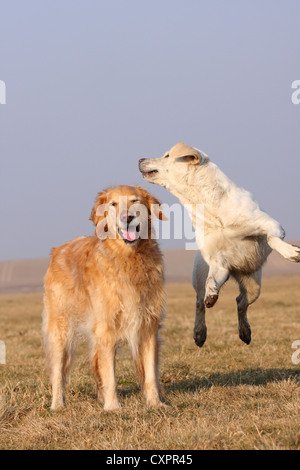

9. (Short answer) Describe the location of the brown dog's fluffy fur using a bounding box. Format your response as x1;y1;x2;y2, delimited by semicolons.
43;185;166;410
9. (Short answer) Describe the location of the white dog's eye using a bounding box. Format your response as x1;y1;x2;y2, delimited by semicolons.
164;154;169;158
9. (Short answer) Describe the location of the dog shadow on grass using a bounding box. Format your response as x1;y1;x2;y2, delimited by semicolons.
163;368;300;394
71;368;299;404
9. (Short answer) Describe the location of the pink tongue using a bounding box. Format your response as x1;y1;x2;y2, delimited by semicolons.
121;227;137;242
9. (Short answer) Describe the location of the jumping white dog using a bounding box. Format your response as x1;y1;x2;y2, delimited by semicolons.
139;142;300;347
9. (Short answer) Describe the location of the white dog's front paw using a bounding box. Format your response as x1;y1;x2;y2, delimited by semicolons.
204;294;218;308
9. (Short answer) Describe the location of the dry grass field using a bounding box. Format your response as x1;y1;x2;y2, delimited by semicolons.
0;277;299;450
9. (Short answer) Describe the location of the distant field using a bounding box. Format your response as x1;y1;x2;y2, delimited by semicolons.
0;277;299;450
1;243;300;292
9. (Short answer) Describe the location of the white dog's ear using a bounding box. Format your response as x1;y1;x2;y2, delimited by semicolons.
172;143;208;165
175;154;200;165
197;149;209;164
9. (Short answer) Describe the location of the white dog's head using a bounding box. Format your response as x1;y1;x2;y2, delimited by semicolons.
139;142;209;193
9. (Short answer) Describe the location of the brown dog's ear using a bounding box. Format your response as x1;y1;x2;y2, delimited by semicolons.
90;190;109;227
149;195;168;221
137;187;168;221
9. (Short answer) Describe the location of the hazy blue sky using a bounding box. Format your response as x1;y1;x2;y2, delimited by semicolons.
1;1;299;260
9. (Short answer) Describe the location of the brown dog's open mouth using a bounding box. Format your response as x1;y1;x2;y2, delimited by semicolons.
118;225;140;245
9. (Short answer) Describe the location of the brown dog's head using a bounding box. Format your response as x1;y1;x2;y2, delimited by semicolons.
90;185;167;247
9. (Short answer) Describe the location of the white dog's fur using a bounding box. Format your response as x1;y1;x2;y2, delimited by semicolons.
139;142;300;346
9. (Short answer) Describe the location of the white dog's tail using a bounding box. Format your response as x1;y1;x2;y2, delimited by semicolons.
268;237;300;262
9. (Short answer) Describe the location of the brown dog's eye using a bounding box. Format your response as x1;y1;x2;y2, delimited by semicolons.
110;202;118;207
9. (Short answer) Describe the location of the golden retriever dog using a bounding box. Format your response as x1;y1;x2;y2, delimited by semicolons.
43;185;167;411
139;142;300;347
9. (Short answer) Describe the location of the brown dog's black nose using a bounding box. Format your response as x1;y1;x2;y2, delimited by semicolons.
120;211;135;224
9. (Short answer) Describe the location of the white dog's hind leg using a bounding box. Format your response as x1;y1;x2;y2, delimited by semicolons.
194;295;207;347
267;237;300;262
235;269;262;345
192;252;209;347
247;212;300;262
205;261;229;308
239;210;300;262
